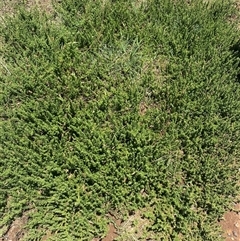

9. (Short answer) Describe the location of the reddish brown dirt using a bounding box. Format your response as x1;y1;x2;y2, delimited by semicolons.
0;212;28;241
1;207;240;241
101;222;120;241
92;222;120;241
219;203;240;241
92;212;122;241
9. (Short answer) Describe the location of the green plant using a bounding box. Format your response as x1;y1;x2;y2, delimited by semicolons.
0;0;240;240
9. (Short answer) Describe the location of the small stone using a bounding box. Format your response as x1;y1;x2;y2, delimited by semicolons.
232;230;238;237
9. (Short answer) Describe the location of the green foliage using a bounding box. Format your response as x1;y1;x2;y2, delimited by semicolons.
1;0;240;240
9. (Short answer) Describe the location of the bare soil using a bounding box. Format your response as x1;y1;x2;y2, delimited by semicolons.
1;206;240;241
0;215;28;241
219;203;240;241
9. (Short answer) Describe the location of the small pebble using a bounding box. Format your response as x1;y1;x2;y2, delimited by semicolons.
232;230;238;237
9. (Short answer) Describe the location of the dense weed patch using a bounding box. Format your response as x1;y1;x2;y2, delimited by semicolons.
1;0;240;240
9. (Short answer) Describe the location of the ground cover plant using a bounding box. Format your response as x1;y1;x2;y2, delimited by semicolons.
1;0;240;240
